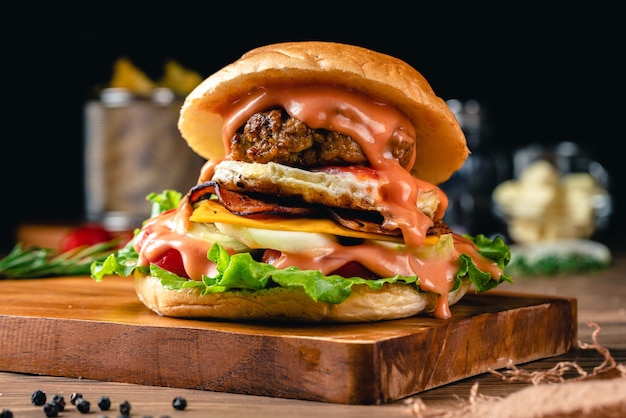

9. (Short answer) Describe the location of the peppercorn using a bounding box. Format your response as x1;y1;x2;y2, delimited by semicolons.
43;401;59;417
51;394;66;411
0;409;14;418
97;395;112;411
70;392;83;405
172;396;187;410
119;400;132;415
31;389;47;406
76;397;91;414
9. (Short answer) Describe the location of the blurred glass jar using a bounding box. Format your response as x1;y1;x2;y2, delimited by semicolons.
439;99;510;236
84;88;206;231
492;141;612;244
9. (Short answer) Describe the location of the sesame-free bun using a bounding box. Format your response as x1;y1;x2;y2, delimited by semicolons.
134;272;470;322
178;41;468;185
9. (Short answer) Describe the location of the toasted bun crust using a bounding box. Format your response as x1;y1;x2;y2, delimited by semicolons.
178;41;468;185
134;273;471;322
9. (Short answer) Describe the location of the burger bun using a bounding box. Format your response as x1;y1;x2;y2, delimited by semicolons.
134;272;471;322
178;41;468;185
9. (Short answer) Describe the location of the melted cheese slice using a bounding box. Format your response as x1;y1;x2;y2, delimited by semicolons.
191;199;409;243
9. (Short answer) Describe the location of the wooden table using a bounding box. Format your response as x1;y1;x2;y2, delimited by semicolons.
1;247;624;417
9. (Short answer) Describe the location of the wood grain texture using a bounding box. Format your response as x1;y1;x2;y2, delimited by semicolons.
0;276;576;404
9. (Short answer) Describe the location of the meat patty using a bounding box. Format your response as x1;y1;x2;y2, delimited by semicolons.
230;109;413;168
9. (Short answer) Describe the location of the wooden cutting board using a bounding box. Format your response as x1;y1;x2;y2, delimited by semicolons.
0;276;576;405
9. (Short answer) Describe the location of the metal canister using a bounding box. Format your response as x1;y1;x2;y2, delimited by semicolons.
84;88;205;231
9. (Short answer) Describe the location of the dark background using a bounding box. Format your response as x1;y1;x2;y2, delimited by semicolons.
3;5;623;254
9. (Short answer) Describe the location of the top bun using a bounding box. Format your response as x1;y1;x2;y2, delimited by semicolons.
179;41;469;185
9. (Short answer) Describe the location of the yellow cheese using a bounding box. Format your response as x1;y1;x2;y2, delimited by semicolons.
191;200;406;243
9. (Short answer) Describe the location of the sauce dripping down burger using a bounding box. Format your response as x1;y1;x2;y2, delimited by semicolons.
92;41;512;322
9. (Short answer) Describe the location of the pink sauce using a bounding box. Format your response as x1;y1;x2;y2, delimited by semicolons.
135;85;504;319
135;200;219;279
221;86;441;247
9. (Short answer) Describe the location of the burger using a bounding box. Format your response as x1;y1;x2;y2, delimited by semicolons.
92;41;512;322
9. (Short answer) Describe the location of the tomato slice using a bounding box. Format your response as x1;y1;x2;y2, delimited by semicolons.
153;249;188;278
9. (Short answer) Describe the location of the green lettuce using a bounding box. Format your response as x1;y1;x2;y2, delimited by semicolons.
146;189;182;218
91;236;511;305
90;190;512;304
460;234;513;290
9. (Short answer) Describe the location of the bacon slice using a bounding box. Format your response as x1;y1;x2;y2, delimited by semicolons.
216;187;318;216
188;181;217;206
190;181;318;217
328;208;401;236
188;180;412;236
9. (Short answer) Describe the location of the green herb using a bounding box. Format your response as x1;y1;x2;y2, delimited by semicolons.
503;240;611;277
506;254;611;276
0;189;182;280
0;240;123;279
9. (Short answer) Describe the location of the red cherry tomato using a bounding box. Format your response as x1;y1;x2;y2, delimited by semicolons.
60;224;114;252
153;248;188;278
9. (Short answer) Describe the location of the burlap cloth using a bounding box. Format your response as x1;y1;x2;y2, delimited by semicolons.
460;376;626;418
407;323;626;418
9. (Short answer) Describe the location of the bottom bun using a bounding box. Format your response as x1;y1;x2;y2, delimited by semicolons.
134;273;471;322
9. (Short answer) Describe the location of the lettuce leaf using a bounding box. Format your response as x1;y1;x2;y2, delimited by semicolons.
92;241;419;304
90;190;512;304
146;189;182;218
91;237;511;305
461;234;513;291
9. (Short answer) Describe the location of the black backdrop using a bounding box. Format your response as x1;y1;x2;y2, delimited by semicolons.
3;5;624;253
